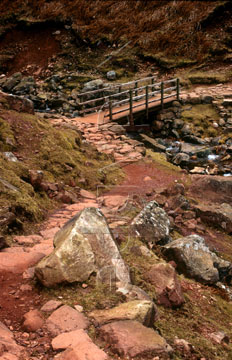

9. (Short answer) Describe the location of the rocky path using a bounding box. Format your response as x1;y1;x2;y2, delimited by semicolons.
0;84;232;359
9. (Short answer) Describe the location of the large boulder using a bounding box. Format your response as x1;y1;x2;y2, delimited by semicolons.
35;207;130;288
144;262;184;308
89;300;157;327
131;201;170;245
99;320;172;358
163;235;232;284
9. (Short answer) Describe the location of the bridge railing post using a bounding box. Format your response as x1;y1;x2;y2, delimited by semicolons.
161;82;164;109
146;86;149;120
151;77;155;93
176;78;180;101
135;81;138;98
129;89;134;127
109;96;113;121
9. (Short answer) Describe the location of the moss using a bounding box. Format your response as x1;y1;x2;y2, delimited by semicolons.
143;52;197;69
0;117;16;151
146;149;182;173
0;109;124;237
181;104;221;138
187;71;229;84
39;277;124;312
155;278;232;359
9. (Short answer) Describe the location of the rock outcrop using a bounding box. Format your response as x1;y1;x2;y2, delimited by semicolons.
35;207;131;288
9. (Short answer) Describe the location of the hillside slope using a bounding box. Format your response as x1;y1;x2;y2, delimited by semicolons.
0;0;231;69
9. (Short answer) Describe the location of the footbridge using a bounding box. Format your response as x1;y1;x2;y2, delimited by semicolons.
78;75;180;131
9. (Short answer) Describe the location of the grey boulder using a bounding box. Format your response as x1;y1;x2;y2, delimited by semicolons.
163;235;232;284
35;207;130;288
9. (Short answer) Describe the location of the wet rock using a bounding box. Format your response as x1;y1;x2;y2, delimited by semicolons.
46;305;89;336
35;207;130;288
163;235;232;284
89;300;157;327
194;202;232;233
52;329;109;360
99;320;172;357
22;310;44;332
131;201;170;245
145;262;184;308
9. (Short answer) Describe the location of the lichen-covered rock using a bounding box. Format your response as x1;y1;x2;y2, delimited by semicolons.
89;300;157;327
131;201;170;245
35;207;130;287
145;262;185;308
163;235;232;284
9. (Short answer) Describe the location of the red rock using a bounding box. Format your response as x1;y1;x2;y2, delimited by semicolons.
40;227;60;240
41;300;63;312
52;329;109;360
0;91;34;114
0;252;45;274
22;310;44;332
145;263;184;308
46;305;89;336
19;285;32;292
101;195;126;209
99;320;172;357
79;189;96;200
0;321;22;356
29;170;44;188
0;353;19;360
144;176;152;181
13;236;34;245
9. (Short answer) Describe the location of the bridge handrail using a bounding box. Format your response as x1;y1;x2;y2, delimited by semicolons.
78;74;157;98
78;77;180;123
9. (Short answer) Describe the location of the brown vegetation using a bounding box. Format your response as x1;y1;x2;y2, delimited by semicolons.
0;1;231;63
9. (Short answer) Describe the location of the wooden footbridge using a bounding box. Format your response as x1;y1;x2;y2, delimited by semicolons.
77;75;180;130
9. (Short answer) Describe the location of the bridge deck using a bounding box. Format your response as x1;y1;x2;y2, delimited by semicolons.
73;94;176;126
